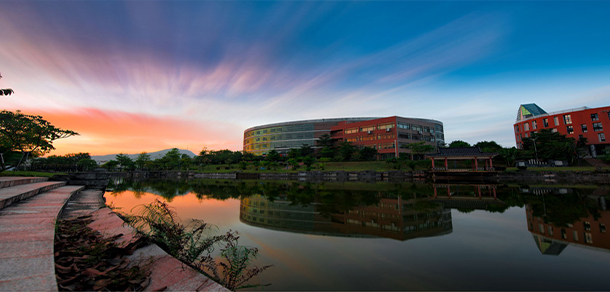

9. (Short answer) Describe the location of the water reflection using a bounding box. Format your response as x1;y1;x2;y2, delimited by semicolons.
521;187;610;255
240;194;452;241
106;178;610;290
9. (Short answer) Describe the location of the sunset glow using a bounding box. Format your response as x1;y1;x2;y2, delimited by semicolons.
1;1;609;155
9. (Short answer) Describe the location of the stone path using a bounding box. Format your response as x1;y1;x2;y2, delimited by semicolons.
0;177;228;292
0;177;84;291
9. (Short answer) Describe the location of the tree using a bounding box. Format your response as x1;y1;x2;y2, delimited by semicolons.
337;141;357;161
0;73;14;96
299;144;314;158
0;110;78;171
448;140;471;148
498;147;519;167
135;152;152;170
115;153;135;171
522;129;578;164
162;148;181;170
316;134;334;149
102;160;119;171
265;150;280;162
77;158;98;171
402;142;435;160
302;156;315;170
359;146;378;161
474;141;503;153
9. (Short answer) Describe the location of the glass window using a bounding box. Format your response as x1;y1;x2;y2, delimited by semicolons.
554;116;559;126
599;133;606;142
584;221;591;231
548;226;554;236
585;233;593;244
561;229;567;239
591;113;599;121
532;120;537;130
543;118;549;127
524;123;530;131
593;122;603;131
515;125;520;132
564;114;572;124
566;125;574;134
345;128;359;134
377;123;395;130
398;122;411;130
601;223;606;233
552;128;558;133
581;124;588;133
360;126;375;132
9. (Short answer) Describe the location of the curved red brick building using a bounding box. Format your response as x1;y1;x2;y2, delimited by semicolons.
514;104;610;156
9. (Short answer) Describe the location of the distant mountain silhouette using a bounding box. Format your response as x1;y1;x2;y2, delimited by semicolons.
91;148;197;163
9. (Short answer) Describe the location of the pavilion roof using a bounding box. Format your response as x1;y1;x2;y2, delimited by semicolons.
426;147;498;159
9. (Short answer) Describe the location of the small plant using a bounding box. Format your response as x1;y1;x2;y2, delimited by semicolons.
124;200;271;291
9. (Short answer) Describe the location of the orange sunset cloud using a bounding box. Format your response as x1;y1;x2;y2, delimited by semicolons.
21;108;243;156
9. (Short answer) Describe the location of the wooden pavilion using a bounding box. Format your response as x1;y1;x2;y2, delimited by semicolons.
426;147;498;172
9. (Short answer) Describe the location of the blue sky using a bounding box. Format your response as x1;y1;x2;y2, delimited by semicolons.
1;0;609;154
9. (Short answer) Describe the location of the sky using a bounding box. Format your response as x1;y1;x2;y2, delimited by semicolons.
1;0;609;156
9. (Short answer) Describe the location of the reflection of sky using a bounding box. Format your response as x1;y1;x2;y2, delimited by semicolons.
1;1;610;154
107;191;610;291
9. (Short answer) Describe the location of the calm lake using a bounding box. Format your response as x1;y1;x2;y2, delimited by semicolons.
105;178;610;291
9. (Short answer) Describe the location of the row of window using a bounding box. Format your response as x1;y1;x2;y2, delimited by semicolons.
245;133;316;144
245;124;316;137
517;112;610;132
345;123;441;135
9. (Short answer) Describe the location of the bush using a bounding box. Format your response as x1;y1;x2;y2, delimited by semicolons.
124;200;271;291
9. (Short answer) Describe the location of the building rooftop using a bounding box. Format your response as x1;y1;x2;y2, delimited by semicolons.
516;103;547;121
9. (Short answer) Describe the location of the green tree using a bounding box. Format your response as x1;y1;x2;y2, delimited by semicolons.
299;144;314;158
522;129;578;164
474;141;503;153
337;141;357;161
287;158;300;170
102;160;119;171
448;140;471;148
402;142;435;160
358;146;378;161
499;147;519;167
0;110;78;171
265;150;280;162
135;152;151;170
287;148;300;160
77;158;98;171
115;153;135;171
302;156;315;170
162;148;181;170
316;134;334;149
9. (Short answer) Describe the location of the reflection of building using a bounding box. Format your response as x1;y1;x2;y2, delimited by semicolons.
513;104;610;155
243;116;444;158
526;204;610;255
240;194;452;241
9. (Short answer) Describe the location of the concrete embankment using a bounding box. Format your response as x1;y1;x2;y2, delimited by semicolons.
0;177;228;292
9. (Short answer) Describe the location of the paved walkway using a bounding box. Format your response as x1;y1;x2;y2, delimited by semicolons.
0;178;84;291
0;177;228;292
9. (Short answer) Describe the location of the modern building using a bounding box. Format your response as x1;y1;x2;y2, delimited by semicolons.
514;104;610;156
330;116;444;159
243;116;444;158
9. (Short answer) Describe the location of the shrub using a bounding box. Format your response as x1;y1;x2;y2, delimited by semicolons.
124;200;271;291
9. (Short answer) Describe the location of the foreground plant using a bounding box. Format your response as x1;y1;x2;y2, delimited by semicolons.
124;199;272;290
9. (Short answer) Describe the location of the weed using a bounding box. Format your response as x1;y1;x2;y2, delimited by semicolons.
124;199;272;290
